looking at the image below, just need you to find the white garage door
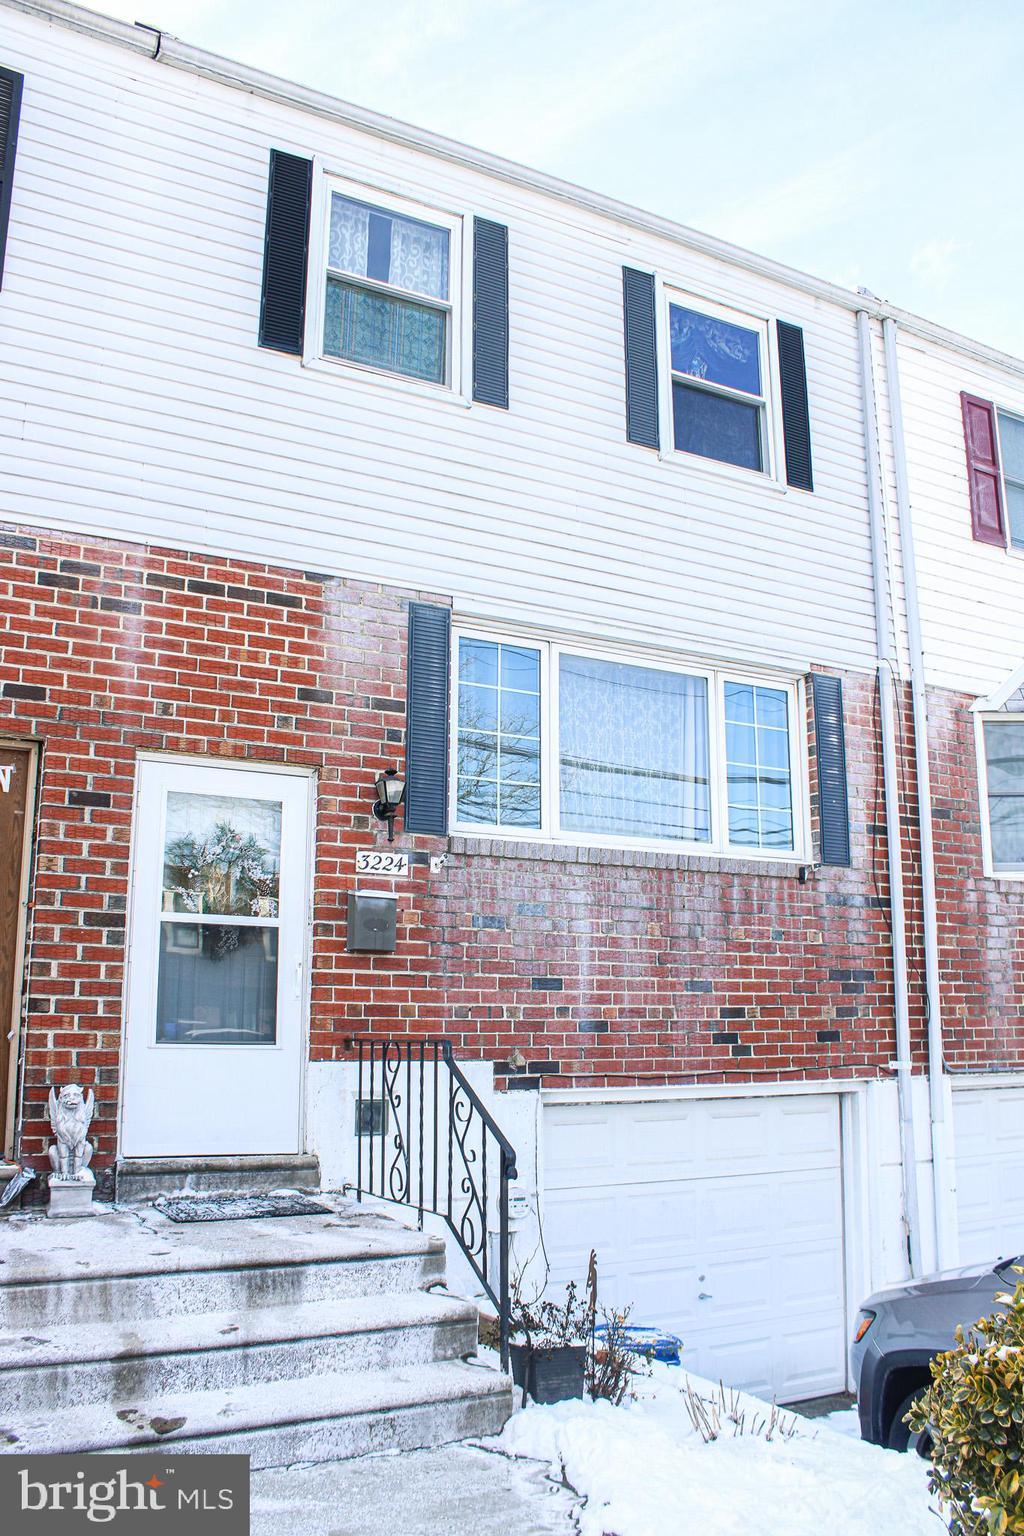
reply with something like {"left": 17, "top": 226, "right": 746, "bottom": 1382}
{"left": 954, "top": 1087, "right": 1024, "bottom": 1266}
{"left": 543, "top": 1094, "right": 847, "bottom": 1402}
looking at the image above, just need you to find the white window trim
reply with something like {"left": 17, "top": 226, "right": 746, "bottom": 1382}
{"left": 449, "top": 625, "right": 811, "bottom": 863}
{"left": 655, "top": 282, "right": 786, "bottom": 488}
{"left": 302, "top": 162, "right": 473, "bottom": 405}
{"left": 976, "top": 710, "right": 1024, "bottom": 879}
{"left": 994, "top": 407, "right": 1024, "bottom": 555}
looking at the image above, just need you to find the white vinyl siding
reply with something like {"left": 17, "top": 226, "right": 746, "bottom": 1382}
{"left": 0, "top": 6, "right": 879, "bottom": 677}
{"left": 893, "top": 330, "right": 1024, "bottom": 695}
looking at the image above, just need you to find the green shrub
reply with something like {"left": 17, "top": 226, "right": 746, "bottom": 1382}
{"left": 909, "top": 1273, "right": 1024, "bottom": 1535}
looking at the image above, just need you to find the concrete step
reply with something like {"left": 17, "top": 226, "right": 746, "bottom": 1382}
{"left": 0, "top": 1205, "right": 445, "bottom": 1328}
{"left": 0, "top": 1292, "right": 479, "bottom": 1414}
{"left": 0, "top": 1360, "right": 514, "bottom": 1468}
{"left": 116, "top": 1156, "right": 321, "bottom": 1203}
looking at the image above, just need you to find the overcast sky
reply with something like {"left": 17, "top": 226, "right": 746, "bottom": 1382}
{"left": 98, "top": 0, "right": 1024, "bottom": 354}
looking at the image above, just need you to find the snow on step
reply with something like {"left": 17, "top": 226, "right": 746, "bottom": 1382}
{"left": 0, "top": 1203, "right": 445, "bottom": 1327}
{"left": 0, "top": 1291, "right": 481, "bottom": 1414}
{"left": 0, "top": 1198, "right": 514, "bottom": 1459}
{"left": 0, "top": 1360, "right": 514, "bottom": 1469}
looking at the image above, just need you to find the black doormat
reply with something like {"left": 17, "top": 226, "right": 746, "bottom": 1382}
{"left": 155, "top": 1192, "right": 331, "bottom": 1223}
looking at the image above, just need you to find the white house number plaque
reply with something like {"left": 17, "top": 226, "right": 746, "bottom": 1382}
{"left": 354, "top": 849, "right": 409, "bottom": 877}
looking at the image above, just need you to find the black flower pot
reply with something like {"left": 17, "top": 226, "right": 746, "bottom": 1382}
{"left": 509, "top": 1342, "right": 587, "bottom": 1405}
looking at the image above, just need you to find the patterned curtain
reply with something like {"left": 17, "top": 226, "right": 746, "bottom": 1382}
{"left": 328, "top": 197, "right": 370, "bottom": 275}
{"left": 329, "top": 194, "right": 449, "bottom": 300}
{"left": 559, "top": 656, "right": 710, "bottom": 841}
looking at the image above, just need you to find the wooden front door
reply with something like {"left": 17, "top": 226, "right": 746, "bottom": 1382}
{"left": 0, "top": 744, "right": 34, "bottom": 1157}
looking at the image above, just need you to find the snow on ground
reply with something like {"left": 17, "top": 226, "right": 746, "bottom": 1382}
{"left": 489, "top": 1366, "right": 938, "bottom": 1536}
{"left": 819, "top": 1405, "right": 863, "bottom": 1439}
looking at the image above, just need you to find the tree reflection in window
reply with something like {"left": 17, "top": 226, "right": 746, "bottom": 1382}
{"left": 456, "top": 639, "right": 541, "bottom": 827}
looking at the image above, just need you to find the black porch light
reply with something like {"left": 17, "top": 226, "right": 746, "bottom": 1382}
{"left": 372, "top": 765, "right": 406, "bottom": 841}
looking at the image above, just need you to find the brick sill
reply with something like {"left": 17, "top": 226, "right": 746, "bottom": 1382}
{"left": 448, "top": 834, "right": 804, "bottom": 879}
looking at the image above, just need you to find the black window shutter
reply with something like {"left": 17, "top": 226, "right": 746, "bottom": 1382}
{"left": 259, "top": 149, "right": 312, "bottom": 354}
{"left": 0, "top": 67, "right": 24, "bottom": 290}
{"left": 472, "top": 217, "right": 509, "bottom": 408}
{"left": 622, "top": 267, "right": 659, "bottom": 449}
{"left": 812, "top": 673, "right": 851, "bottom": 866}
{"left": 777, "top": 320, "right": 813, "bottom": 490}
{"left": 404, "top": 603, "right": 451, "bottom": 836}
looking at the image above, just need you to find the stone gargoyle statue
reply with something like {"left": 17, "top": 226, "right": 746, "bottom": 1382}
{"left": 48, "top": 1084, "right": 95, "bottom": 1181}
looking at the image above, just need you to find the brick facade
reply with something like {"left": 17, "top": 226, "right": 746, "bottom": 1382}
{"left": 0, "top": 522, "right": 967, "bottom": 1176}
{"left": 929, "top": 688, "right": 1024, "bottom": 1070}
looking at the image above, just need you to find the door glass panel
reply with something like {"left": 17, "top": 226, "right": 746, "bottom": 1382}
{"left": 156, "top": 925, "right": 279, "bottom": 1044}
{"left": 162, "top": 793, "right": 282, "bottom": 917}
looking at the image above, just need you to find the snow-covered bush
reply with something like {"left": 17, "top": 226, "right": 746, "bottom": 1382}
{"left": 908, "top": 1272, "right": 1024, "bottom": 1535}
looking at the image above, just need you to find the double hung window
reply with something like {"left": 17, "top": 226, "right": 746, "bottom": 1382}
{"left": 667, "top": 297, "right": 770, "bottom": 473}
{"left": 452, "top": 632, "right": 804, "bottom": 857}
{"left": 320, "top": 183, "right": 459, "bottom": 387}
{"left": 980, "top": 717, "right": 1024, "bottom": 875}
{"left": 996, "top": 411, "right": 1024, "bottom": 549}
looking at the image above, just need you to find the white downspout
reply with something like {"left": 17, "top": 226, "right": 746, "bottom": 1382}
{"left": 882, "top": 317, "right": 957, "bottom": 1269}
{"left": 857, "top": 309, "right": 924, "bottom": 1276}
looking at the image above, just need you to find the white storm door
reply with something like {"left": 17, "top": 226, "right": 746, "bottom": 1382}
{"left": 121, "top": 760, "right": 312, "bottom": 1157}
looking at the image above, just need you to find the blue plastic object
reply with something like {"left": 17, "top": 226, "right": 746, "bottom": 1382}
{"left": 593, "top": 1324, "right": 682, "bottom": 1365}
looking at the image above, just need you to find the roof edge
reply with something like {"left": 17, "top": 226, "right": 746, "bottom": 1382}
{"left": 5, "top": 0, "right": 1024, "bottom": 380}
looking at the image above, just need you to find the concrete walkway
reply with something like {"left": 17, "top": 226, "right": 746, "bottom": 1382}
{"left": 252, "top": 1442, "right": 579, "bottom": 1536}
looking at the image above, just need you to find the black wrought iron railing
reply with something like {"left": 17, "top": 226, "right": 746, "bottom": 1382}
{"left": 349, "top": 1036, "right": 518, "bottom": 1371}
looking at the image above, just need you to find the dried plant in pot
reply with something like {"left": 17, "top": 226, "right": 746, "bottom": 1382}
{"left": 509, "top": 1273, "right": 594, "bottom": 1406}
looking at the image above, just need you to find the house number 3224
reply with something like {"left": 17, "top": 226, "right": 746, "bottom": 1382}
{"left": 354, "top": 850, "right": 409, "bottom": 877}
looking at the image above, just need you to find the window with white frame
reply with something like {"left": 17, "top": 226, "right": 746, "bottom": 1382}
{"left": 981, "top": 717, "right": 1024, "bottom": 873}
{"left": 996, "top": 411, "right": 1024, "bottom": 549}
{"left": 321, "top": 185, "right": 457, "bottom": 386}
{"left": 667, "top": 297, "right": 770, "bottom": 473}
{"left": 452, "top": 632, "right": 803, "bottom": 855}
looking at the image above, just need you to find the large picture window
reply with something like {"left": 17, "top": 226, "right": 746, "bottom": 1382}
{"left": 451, "top": 631, "right": 805, "bottom": 858}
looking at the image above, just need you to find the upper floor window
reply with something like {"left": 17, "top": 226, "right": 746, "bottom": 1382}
{"left": 452, "top": 630, "right": 805, "bottom": 858}
{"left": 669, "top": 301, "right": 769, "bottom": 473}
{"left": 316, "top": 180, "right": 463, "bottom": 389}
{"left": 980, "top": 717, "right": 1024, "bottom": 875}
{"left": 324, "top": 191, "right": 452, "bottom": 385}
{"left": 997, "top": 411, "right": 1024, "bottom": 549}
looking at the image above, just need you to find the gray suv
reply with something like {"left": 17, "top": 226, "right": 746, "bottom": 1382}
{"left": 851, "top": 1254, "right": 1022, "bottom": 1453}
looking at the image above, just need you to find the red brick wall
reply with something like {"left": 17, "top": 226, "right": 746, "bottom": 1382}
{"left": 929, "top": 687, "right": 1024, "bottom": 1070}
{"left": 0, "top": 523, "right": 926, "bottom": 1172}
{"left": 0, "top": 525, "right": 433, "bottom": 1173}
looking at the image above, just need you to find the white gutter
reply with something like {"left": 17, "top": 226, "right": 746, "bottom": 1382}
{"left": 5, "top": 0, "right": 1024, "bottom": 382}
{"left": 882, "top": 317, "right": 958, "bottom": 1269}
{"left": 856, "top": 309, "right": 923, "bottom": 1277}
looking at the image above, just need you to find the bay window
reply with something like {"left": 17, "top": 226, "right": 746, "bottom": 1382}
{"left": 451, "top": 631, "right": 805, "bottom": 857}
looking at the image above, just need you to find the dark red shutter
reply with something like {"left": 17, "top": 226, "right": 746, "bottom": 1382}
{"left": 961, "top": 392, "right": 1005, "bottom": 546}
